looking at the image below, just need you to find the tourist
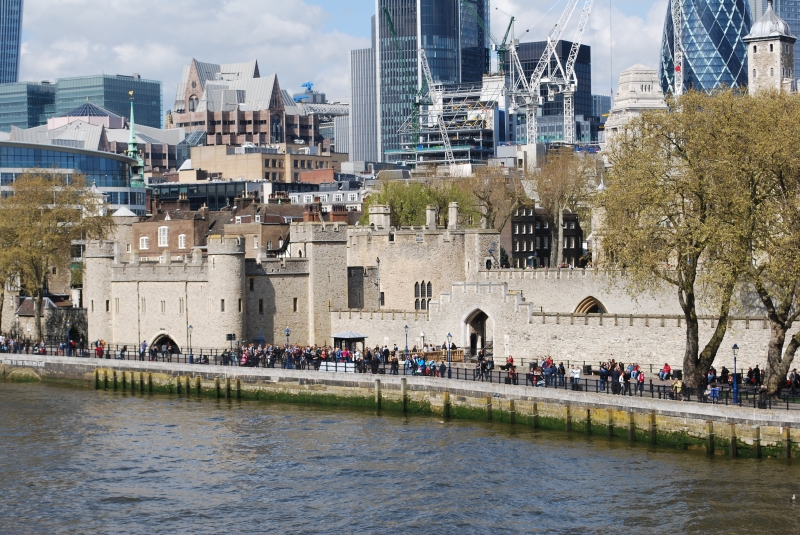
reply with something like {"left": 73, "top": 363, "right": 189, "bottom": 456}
{"left": 622, "top": 368, "right": 632, "bottom": 396}
{"left": 671, "top": 378, "right": 683, "bottom": 400}
{"left": 139, "top": 340, "right": 147, "bottom": 361}
{"left": 659, "top": 363, "right": 671, "bottom": 381}
{"left": 707, "top": 367, "right": 716, "bottom": 385}
{"left": 390, "top": 355, "right": 399, "bottom": 375}
{"left": 439, "top": 360, "right": 447, "bottom": 378}
{"left": 558, "top": 362, "right": 565, "bottom": 386}
{"left": 637, "top": 369, "right": 645, "bottom": 394}
{"left": 753, "top": 365, "right": 762, "bottom": 386}
{"left": 599, "top": 363, "right": 608, "bottom": 391}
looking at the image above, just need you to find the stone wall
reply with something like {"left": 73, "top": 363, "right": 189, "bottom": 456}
{"left": 4, "top": 354, "right": 798, "bottom": 459}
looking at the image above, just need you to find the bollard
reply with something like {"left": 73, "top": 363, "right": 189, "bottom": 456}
{"left": 585, "top": 409, "right": 592, "bottom": 435}
{"left": 783, "top": 427, "right": 792, "bottom": 459}
{"left": 443, "top": 391, "right": 451, "bottom": 419}
{"left": 196, "top": 376, "right": 202, "bottom": 396}
{"left": 236, "top": 378, "right": 241, "bottom": 399}
{"left": 729, "top": 423, "right": 738, "bottom": 459}
{"left": 486, "top": 396, "right": 492, "bottom": 421}
{"left": 374, "top": 380, "right": 382, "bottom": 410}
{"left": 508, "top": 399, "right": 515, "bottom": 424}
{"left": 225, "top": 377, "right": 231, "bottom": 399}
{"left": 94, "top": 369, "right": 100, "bottom": 390}
{"left": 147, "top": 373, "right": 153, "bottom": 393}
{"left": 565, "top": 405, "right": 572, "bottom": 433}
{"left": 607, "top": 409, "right": 614, "bottom": 438}
{"left": 215, "top": 377, "right": 221, "bottom": 399}
{"left": 753, "top": 426, "right": 762, "bottom": 459}
{"left": 532, "top": 402, "right": 539, "bottom": 429}
{"left": 628, "top": 412, "right": 635, "bottom": 442}
{"left": 401, "top": 378, "right": 408, "bottom": 413}
{"left": 706, "top": 421, "right": 715, "bottom": 455}
{"left": 650, "top": 412, "right": 657, "bottom": 445}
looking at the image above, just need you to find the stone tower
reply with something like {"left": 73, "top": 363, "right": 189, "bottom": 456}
{"left": 745, "top": 0, "right": 797, "bottom": 94}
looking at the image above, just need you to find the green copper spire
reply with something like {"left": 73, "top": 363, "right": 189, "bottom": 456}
{"left": 127, "top": 90, "right": 146, "bottom": 189}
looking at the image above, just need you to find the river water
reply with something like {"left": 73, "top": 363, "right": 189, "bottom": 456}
{"left": 0, "top": 382, "right": 797, "bottom": 534}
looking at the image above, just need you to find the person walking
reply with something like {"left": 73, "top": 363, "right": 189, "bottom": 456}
{"left": 139, "top": 340, "right": 147, "bottom": 361}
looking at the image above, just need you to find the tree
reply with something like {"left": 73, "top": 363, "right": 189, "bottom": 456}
{"left": 600, "top": 90, "right": 754, "bottom": 388}
{"left": 462, "top": 166, "right": 525, "bottom": 231}
{"left": 530, "top": 148, "right": 595, "bottom": 267}
{"left": 0, "top": 171, "right": 113, "bottom": 341}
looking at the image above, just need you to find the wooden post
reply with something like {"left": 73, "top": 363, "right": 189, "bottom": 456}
{"left": 650, "top": 412, "right": 657, "bottom": 445}
{"left": 374, "top": 380, "right": 381, "bottom": 410}
{"left": 139, "top": 372, "right": 144, "bottom": 393}
{"left": 147, "top": 372, "right": 153, "bottom": 393}
{"left": 195, "top": 376, "right": 202, "bottom": 396}
{"left": 729, "top": 423, "right": 737, "bottom": 458}
{"left": 225, "top": 377, "right": 231, "bottom": 399}
{"left": 706, "top": 421, "right": 715, "bottom": 456}
{"left": 628, "top": 412, "right": 635, "bottom": 442}
{"left": 753, "top": 426, "right": 762, "bottom": 459}
{"left": 585, "top": 409, "right": 592, "bottom": 435}
{"left": 607, "top": 409, "right": 614, "bottom": 438}
{"left": 401, "top": 378, "right": 408, "bottom": 413}
{"left": 121, "top": 370, "right": 127, "bottom": 390}
{"left": 532, "top": 402, "right": 539, "bottom": 429}
{"left": 565, "top": 405, "right": 572, "bottom": 432}
{"left": 486, "top": 396, "right": 492, "bottom": 421}
{"left": 508, "top": 399, "right": 515, "bottom": 424}
{"left": 103, "top": 369, "right": 109, "bottom": 390}
{"left": 94, "top": 369, "right": 100, "bottom": 390}
{"left": 215, "top": 377, "right": 221, "bottom": 399}
{"left": 236, "top": 378, "right": 242, "bottom": 399}
{"left": 443, "top": 391, "right": 451, "bottom": 419}
{"left": 783, "top": 427, "right": 792, "bottom": 459}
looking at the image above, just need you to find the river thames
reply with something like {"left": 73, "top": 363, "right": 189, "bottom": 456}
{"left": 0, "top": 382, "right": 796, "bottom": 534}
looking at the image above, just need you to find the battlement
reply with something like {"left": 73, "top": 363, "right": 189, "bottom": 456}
{"left": 110, "top": 260, "right": 209, "bottom": 283}
{"left": 85, "top": 240, "right": 116, "bottom": 259}
{"left": 247, "top": 257, "right": 310, "bottom": 276}
{"left": 207, "top": 234, "right": 246, "bottom": 255}
{"left": 290, "top": 221, "right": 349, "bottom": 243}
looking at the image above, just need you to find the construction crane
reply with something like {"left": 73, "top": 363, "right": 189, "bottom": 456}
{"left": 562, "top": 0, "right": 594, "bottom": 144}
{"left": 419, "top": 49, "right": 455, "bottom": 166}
{"left": 671, "top": 0, "right": 684, "bottom": 95}
{"left": 525, "top": 0, "right": 594, "bottom": 146}
{"left": 459, "top": 0, "right": 515, "bottom": 74}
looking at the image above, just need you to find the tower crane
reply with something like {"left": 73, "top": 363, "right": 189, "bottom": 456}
{"left": 524, "top": 0, "right": 593, "bottom": 146}
{"left": 459, "top": 0, "right": 517, "bottom": 75}
{"left": 419, "top": 49, "right": 455, "bottom": 166}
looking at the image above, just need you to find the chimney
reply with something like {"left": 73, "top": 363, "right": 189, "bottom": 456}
{"left": 303, "top": 201, "right": 322, "bottom": 222}
{"left": 448, "top": 202, "right": 459, "bottom": 230}
{"left": 426, "top": 205, "right": 437, "bottom": 229}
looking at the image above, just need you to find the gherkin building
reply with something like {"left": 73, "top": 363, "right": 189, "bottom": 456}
{"left": 660, "top": 0, "right": 753, "bottom": 94}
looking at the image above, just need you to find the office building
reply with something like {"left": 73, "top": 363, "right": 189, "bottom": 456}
{"left": 592, "top": 95, "right": 612, "bottom": 118}
{"left": 751, "top": 0, "right": 800, "bottom": 77}
{"left": 349, "top": 47, "right": 378, "bottom": 162}
{"left": 55, "top": 74, "right": 163, "bottom": 128}
{"left": 0, "top": 141, "right": 146, "bottom": 214}
{"left": 373, "top": 0, "right": 490, "bottom": 160}
{"left": 0, "top": 82, "right": 55, "bottom": 132}
{"left": 0, "top": 0, "right": 23, "bottom": 83}
{"left": 660, "top": 0, "right": 752, "bottom": 93}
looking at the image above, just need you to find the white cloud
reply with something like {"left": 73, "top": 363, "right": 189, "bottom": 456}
{"left": 492, "top": 0, "right": 668, "bottom": 96}
{"left": 20, "top": 0, "right": 369, "bottom": 114}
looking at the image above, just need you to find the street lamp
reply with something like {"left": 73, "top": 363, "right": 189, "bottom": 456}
{"left": 188, "top": 325, "right": 193, "bottom": 364}
{"left": 376, "top": 257, "right": 381, "bottom": 310}
{"left": 285, "top": 327, "right": 291, "bottom": 347}
{"left": 66, "top": 320, "right": 71, "bottom": 357}
{"left": 421, "top": 332, "right": 425, "bottom": 350}
{"left": 732, "top": 344, "right": 739, "bottom": 404}
{"left": 447, "top": 332, "right": 452, "bottom": 379}
{"left": 404, "top": 325, "right": 409, "bottom": 359}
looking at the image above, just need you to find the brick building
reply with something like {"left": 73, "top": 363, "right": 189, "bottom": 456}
{"left": 509, "top": 207, "right": 584, "bottom": 269}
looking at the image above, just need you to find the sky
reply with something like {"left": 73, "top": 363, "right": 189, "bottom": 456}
{"left": 19, "top": 0, "right": 669, "bottom": 118}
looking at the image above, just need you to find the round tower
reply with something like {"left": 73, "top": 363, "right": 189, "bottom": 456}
{"left": 204, "top": 234, "right": 245, "bottom": 348}
{"left": 745, "top": 0, "right": 797, "bottom": 94}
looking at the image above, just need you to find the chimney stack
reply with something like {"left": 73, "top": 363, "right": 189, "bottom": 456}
{"left": 448, "top": 202, "right": 459, "bottom": 230}
{"left": 426, "top": 205, "right": 437, "bottom": 229}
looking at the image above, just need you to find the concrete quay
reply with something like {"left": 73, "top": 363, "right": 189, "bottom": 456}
{"left": 2, "top": 354, "right": 798, "bottom": 459}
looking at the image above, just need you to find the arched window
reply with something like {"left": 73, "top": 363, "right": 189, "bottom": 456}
{"left": 158, "top": 226, "right": 168, "bottom": 247}
{"left": 189, "top": 96, "right": 198, "bottom": 112}
{"left": 770, "top": 44, "right": 774, "bottom": 52}
{"left": 427, "top": 282, "right": 432, "bottom": 298}
{"left": 753, "top": 69, "right": 757, "bottom": 79}
{"left": 415, "top": 299, "right": 420, "bottom": 310}
{"left": 771, "top": 67, "right": 775, "bottom": 77}
{"left": 415, "top": 282, "right": 420, "bottom": 298}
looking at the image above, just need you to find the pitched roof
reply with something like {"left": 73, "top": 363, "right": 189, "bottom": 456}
{"left": 15, "top": 296, "right": 72, "bottom": 317}
{"left": 60, "top": 102, "right": 122, "bottom": 119}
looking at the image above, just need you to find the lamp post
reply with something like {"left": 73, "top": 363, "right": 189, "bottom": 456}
{"left": 732, "top": 344, "right": 739, "bottom": 404}
{"left": 376, "top": 257, "right": 381, "bottom": 310}
{"left": 421, "top": 332, "right": 425, "bottom": 351}
{"left": 447, "top": 332, "right": 452, "bottom": 379}
{"left": 404, "top": 325, "right": 409, "bottom": 360}
{"left": 66, "top": 321, "right": 71, "bottom": 357}
{"left": 284, "top": 327, "right": 292, "bottom": 370}
{"left": 188, "top": 325, "right": 193, "bottom": 364}
{"left": 285, "top": 327, "right": 291, "bottom": 347}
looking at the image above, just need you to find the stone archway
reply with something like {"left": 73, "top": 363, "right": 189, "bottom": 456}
{"left": 151, "top": 334, "right": 181, "bottom": 355}
{"left": 465, "top": 309, "right": 489, "bottom": 358}
{"left": 575, "top": 296, "right": 607, "bottom": 314}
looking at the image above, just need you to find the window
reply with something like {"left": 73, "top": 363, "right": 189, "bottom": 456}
{"left": 536, "top": 237, "right": 541, "bottom": 249}
{"left": 141, "top": 298, "right": 146, "bottom": 313}
{"left": 348, "top": 193, "right": 358, "bottom": 202}
{"left": 158, "top": 226, "right": 168, "bottom": 247}
{"left": 528, "top": 224, "right": 533, "bottom": 234}
{"left": 334, "top": 194, "right": 343, "bottom": 202}
{"left": 515, "top": 241, "right": 520, "bottom": 252}
{"left": 535, "top": 221, "right": 540, "bottom": 229}
{"left": 770, "top": 44, "right": 774, "bottom": 52}
{"left": 569, "top": 222, "right": 575, "bottom": 229}
{"left": 521, "top": 225, "right": 526, "bottom": 234}
{"left": 522, "top": 241, "right": 527, "bottom": 252}
{"left": 543, "top": 222, "right": 549, "bottom": 229}
{"left": 179, "top": 298, "right": 185, "bottom": 314}
{"left": 115, "top": 298, "right": 119, "bottom": 313}
{"left": 259, "top": 299, "right": 264, "bottom": 314}
{"left": 427, "top": 282, "right": 432, "bottom": 298}
{"left": 319, "top": 195, "right": 328, "bottom": 202}
{"left": 513, "top": 224, "right": 518, "bottom": 234}
{"left": 139, "top": 237, "right": 149, "bottom": 250}
{"left": 221, "top": 299, "right": 225, "bottom": 312}
{"left": 293, "top": 297, "right": 298, "bottom": 312}
{"left": 771, "top": 67, "right": 774, "bottom": 77}
{"left": 254, "top": 236, "right": 259, "bottom": 249}
{"left": 250, "top": 278, "right": 254, "bottom": 291}
{"left": 105, "top": 300, "right": 110, "bottom": 312}
{"left": 238, "top": 299, "right": 242, "bottom": 313}
{"left": 255, "top": 215, "right": 261, "bottom": 223}
{"left": 753, "top": 68, "right": 757, "bottom": 78}
{"left": 415, "top": 282, "right": 420, "bottom": 298}
{"left": 235, "top": 216, "right": 242, "bottom": 224}
{"left": 161, "top": 300, "right": 166, "bottom": 313}
{"left": 303, "top": 195, "right": 313, "bottom": 203}
{"left": 753, "top": 45, "right": 757, "bottom": 53}
{"left": 178, "top": 234, "right": 187, "bottom": 249}
{"left": 126, "top": 244, "right": 132, "bottom": 253}
{"left": 543, "top": 237, "right": 549, "bottom": 249}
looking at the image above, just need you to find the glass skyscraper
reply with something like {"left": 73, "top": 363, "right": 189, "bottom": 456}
{"left": 374, "top": 0, "right": 490, "bottom": 159}
{"left": 0, "top": 82, "right": 55, "bottom": 132}
{"left": 660, "top": 0, "right": 753, "bottom": 93}
{"left": 55, "top": 74, "right": 163, "bottom": 128}
{"left": 0, "top": 0, "right": 23, "bottom": 83}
